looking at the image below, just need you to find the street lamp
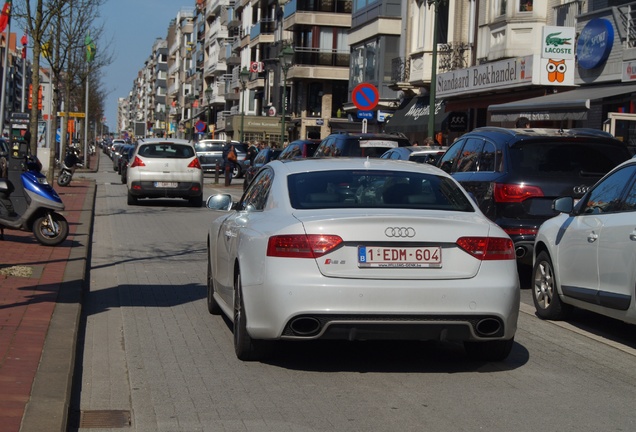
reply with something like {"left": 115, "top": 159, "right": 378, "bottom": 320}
{"left": 427, "top": 0, "right": 446, "bottom": 142}
{"left": 205, "top": 84, "right": 213, "bottom": 137}
{"left": 239, "top": 67, "right": 250, "bottom": 142}
{"left": 279, "top": 45, "right": 294, "bottom": 148}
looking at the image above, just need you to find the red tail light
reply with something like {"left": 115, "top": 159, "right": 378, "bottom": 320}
{"left": 130, "top": 156, "right": 145, "bottom": 168}
{"left": 267, "top": 234, "right": 343, "bottom": 258}
{"left": 188, "top": 158, "right": 202, "bottom": 169}
{"left": 494, "top": 183, "right": 544, "bottom": 203}
{"left": 456, "top": 237, "right": 515, "bottom": 260}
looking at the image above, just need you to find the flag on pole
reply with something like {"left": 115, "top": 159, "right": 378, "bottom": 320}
{"left": 85, "top": 33, "right": 96, "bottom": 62}
{"left": 0, "top": 0, "right": 12, "bottom": 34}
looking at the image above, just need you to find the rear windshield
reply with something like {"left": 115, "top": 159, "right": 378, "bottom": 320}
{"left": 509, "top": 142, "right": 630, "bottom": 176}
{"left": 288, "top": 170, "right": 474, "bottom": 211}
{"left": 138, "top": 143, "right": 195, "bottom": 159}
{"left": 194, "top": 142, "right": 225, "bottom": 152}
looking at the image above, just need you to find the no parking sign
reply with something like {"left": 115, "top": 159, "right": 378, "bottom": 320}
{"left": 352, "top": 83, "right": 379, "bottom": 111}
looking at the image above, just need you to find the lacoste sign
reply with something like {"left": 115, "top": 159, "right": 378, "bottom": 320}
{"left": 542, "top": 26, "right": 575, "bottom": 60}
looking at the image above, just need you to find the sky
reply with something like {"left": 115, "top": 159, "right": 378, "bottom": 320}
{"left": 99, "top": 0, "right": 193, "bottom": 133}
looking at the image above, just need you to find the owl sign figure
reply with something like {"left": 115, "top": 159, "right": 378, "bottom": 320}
{"left": 546, "top": 59, "right": 567, "bottom": 83}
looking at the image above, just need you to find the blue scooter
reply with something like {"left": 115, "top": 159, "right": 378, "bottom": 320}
{"left": 0, "top": 141, "right": 68, "bottom": 246}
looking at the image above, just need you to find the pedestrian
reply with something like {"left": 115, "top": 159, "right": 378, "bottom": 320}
{"left": 516, "top": 116, "right": 531, "bottom": 128}
{"left": 412, "top": 140, "right": 419, "bottom": 146}
{"left": 222, "top": 141, "right": 237, "bottom": 187}
{"left": 23, "top": 129, "right": 31, "bottom": 144}
{"left": 247, "top": 141, "right": 258, "bottom": 165}
{"left": 424, "top": 137, "right": 435, "bottom": 146}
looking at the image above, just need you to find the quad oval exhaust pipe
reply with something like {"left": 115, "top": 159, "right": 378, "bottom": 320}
{"left": 289, "top": 317, "right": 321, "bottom": 336}
{"left": 475, "top": 318, "right": 502, "bottom": 337}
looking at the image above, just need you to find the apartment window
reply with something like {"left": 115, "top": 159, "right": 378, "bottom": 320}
{"left": 364, "top": 40, "right": 377, "bottom": 82}
{"left": 520, "top": 0, "right": 532, "bottom": 11}
{"left": 494, "top": 0, "right": 507, "bottom": 16}
{"left": 353, "top": 0, "right": 380, "bottom": 13}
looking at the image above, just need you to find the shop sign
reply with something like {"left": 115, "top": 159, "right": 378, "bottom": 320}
{"left": 437, "top": 56, "right": 533, "bottom": 97}
{"left": 622, "top": 60, "right": 636, "bottom": 82}
{"left": 542, "top": 26, "right": 575, "bottom": 60}
{"left": 447, "top": 112, "right": 468, "bottom": 132}
{"left": 577, "top": 18, "right": 614, "bottom": 70}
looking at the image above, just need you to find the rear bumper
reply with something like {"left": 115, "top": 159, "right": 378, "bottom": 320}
{"left": 128, "top": 181, "right": 202, "bottom": 198}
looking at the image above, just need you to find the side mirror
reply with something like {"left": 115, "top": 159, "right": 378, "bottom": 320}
{"left": 206, "top": 194, "right": 233, "bottom": 211}
{"left": 552, "top": 196, "right": 574, "bottom": 214}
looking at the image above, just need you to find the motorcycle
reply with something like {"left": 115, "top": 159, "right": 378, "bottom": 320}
{"left": 57, "top": 148, "right": 83, "bottom": 187}
{"left": 0, "top": 152, "right": 68, "bottom": 246}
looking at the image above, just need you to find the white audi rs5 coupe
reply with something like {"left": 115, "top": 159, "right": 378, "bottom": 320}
{"left": 206, "top": 158, "right": 520, "bottom": 361}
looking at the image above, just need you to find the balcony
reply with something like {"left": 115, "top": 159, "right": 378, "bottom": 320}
{"left": 283, "top": 1, "right": 351, "bottom": 31}
{"left": 283, "top": 0, "right": 352, "bottom": 17}
{"left": 249, "top": 19, "right": 275, "bottom": 47}
{"left": 293, "top": 47, "right": 350, "bottom": 68}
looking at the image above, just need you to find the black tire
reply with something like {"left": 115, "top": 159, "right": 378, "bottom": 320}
{"left": 189, "top": 195, "right": 203, "bottom": 207}
{"left": 464, "top": 338, "right": 514, "bottom": 362}
{"left": 207, "top": 253, "right": 222, "bottom": 315}
{"left": 57, "top": 171, "right": 71, "bottom": 187}
{"left": 33, "top": 212, "right": 69, "bottom": 246}
{"left": 232, "top": 165, "right": 242, "bottom": 179}
{"left": 127, "top": 191, "right": 138, "bottom": 205}
{"left": 532, "top": 251, "right": 572, "bottom": 320}
{"left": 233, "top": 271, "right": 268, "bottom": 361}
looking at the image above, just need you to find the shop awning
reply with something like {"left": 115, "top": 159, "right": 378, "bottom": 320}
{"left": 488, "top": 83, "right": 636, "bottom": 122}
{"left": 384, "top": 97, "right": 449, "bottom": 134}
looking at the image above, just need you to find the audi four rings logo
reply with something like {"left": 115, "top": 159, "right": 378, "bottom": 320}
{"left": 384, "top": 227, "right": 416, "bottom": 238}
{"left": 573, "top": 185, "right": 589, "bottom": 194}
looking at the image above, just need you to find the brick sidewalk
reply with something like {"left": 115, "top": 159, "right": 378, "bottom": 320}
{"left": 0, "top": 163, "right": 96, "bottom": 432}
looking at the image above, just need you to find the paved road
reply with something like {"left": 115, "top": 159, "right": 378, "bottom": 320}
{"left": 70, "top": 166, "right": 636, "bottom": 432}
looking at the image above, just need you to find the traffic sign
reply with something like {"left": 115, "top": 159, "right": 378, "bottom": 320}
{"left": 357, "top": 111, "right": 374, "bottom": 119}
{"left": 352, "top": 83, "right": 379, "bottom": 111}
{"left": 195, "top": 120, "right": 206, "bottom": 133}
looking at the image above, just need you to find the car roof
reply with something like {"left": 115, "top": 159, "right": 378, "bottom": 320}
{"left": 198, "top": 139, "right": 240, "bottom": 144}
{"left": 138, "top": 138, "right": 193, "bottom": 146}
{"left": 466, "top": 127, "right": 623, "bottom": 144}
{"left": 271, "top": 156, "right": 450, "bottom": 176}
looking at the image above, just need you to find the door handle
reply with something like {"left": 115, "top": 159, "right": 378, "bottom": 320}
{"left": 630, "top": 230, "right": 636, "bottom": 241}
{"left": 587, "top": 231, "right": 598, "bottom": 243}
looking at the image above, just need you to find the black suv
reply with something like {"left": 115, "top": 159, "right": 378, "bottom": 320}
{"left": 314, "top": 133, "right": 411, "bottom": 158}
{"left": 438, "top": 127, "right": 632, "bottom": 265}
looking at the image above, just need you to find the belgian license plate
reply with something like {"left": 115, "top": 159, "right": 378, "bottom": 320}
{"left": 358, "top": 246, "right": 442, "bottom": 268}
{"left": 155, "top": 182, "right": 178, "bottom": 188}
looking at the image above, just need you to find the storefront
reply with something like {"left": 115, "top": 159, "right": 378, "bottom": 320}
{"left": 225, "top": 115, "right": 285, "bottom": 145}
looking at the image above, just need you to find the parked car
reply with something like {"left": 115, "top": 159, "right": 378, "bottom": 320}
{"left": 242, "top": 147, "right": 283, "bottom": 191}
{"left": 313, "top": 133, "right": 411, "bottom": 158}
{"left": 111, "top": 143, "right": 126, "bottom": 170}
{"left": 205, "top": 158, "right": 519, "bottom": 361}
{"left": 114, "top": 143, "right": 135, "bottom": 173}
{"left": 119, "top": 145, "right": 137, "bottom": 184}
{"left": 126, "top": 138, "right": 203, "bottom": 207}
{"left": 381, "top": 146, "right": 447, "bottom": 165}
{"left": 437, "top": 127, "right": 632, "bottom": 266}
{"left": 533, "top": 157, "right": 636, "bottom": 324}
{"left": 194, "top": 139, "right": 247, "bottom": 178}
{"left": 278, "top": 139, "right": 321, "bottom": 160}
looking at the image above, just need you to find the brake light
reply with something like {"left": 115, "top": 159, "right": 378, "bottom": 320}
{"left": 130, "top": 156, "right": 145, "bottom": 168}
{"left": 494, "top": 183, "right": 544, "bottom": 203}
{"left": 456, "top": 237, "right": 515, "bottom": 260}
{"left": 504, "top": 227, "right": 538, "bottom": 236}
{"left": 267, "top": 234, "right": 343, "bottom": 258}
{"left": 188, "top": 158, "right": 202, "bottom": 169}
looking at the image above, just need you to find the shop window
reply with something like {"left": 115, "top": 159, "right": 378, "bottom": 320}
{"left": 519, "top": 0, "right": 532, "bottom": 11}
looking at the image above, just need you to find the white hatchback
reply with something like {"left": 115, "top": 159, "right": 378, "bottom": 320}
{"left": 533, "top": 157, "right": 636, "bottom": 324}
{"left": 126, "top": 138, "right": 204, "bottom": 207}
{"left": 206, "top": 158, "right": 520, "bottom": 361}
